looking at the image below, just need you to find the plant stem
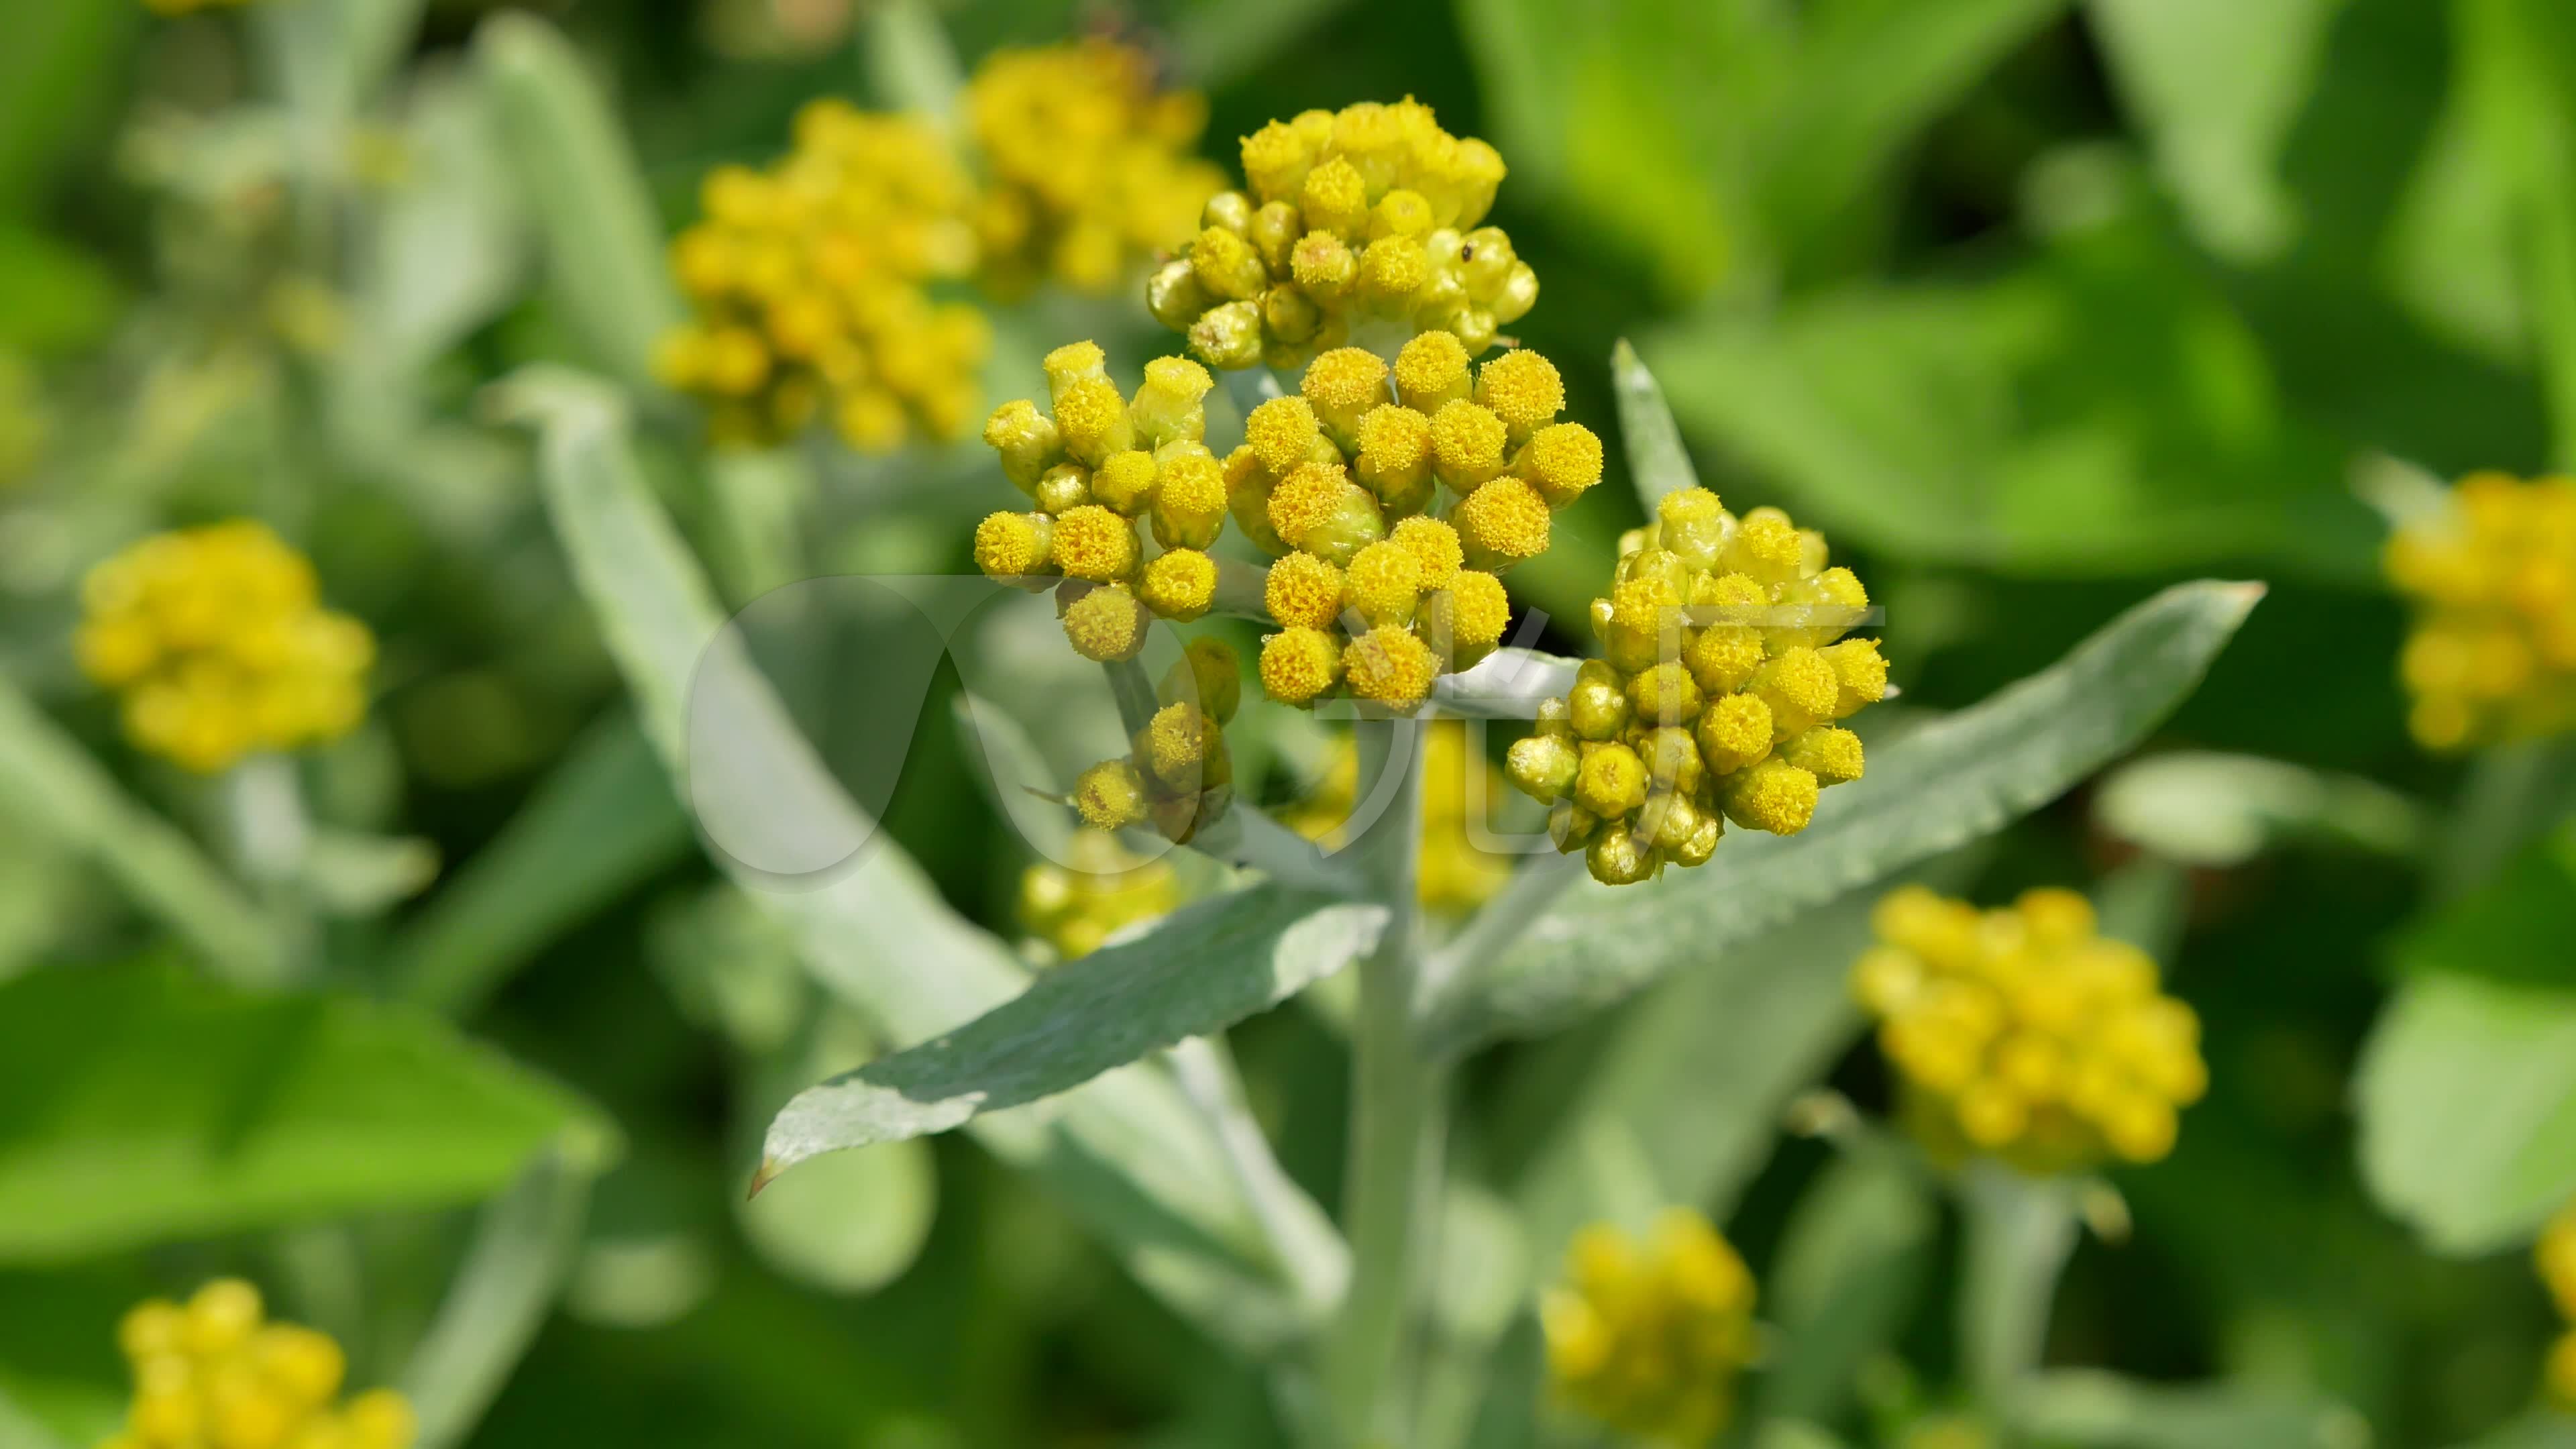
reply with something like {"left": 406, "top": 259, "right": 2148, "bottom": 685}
{"left": 1322, "top": 717, "right": 1435, "bottom": 1445}
{"left": 1957, "top": 1164, "right": 2079, "bottom": 1416}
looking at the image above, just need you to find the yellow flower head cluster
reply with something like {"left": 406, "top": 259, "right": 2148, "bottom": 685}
{"left": 1069, "top": 639, "right": 1242, "bottom": 845}
{"left": 2540, "top": 1203, "right": 2576, "bottom": 1405}
{"left": 1283, "top": 718, "right": 1513, "bottom": 915}
{"left": 659, "top": 99, "right": 987, "bottom": 452}
{"left": 1018, "top": 826, "right": 1179, "bottom": 960}
{"left": 967, "top": 40, "right": 1226, "bottom": 296}
{"left": 76, "top": 521, "right": 374, "bottom": 775}
{"left": 975, "top": 342, "right": 1232, "bottom": 660}
{"left": 1244, "top": 336, "right": 1598, "bottom": 712}
{"left": 102, "top": 1279, "right": 416, "bottom": 1449}
{"left": 1504, "top": 486, "right": 1881, "bottom": 885}
{"left": 1855, "top": 885, "right": 2208, "bottom": 1172}
{"left": 2385, "top": 472, "right": 2576, "bottom": 751}
{"left": 1542, "top": 1210, "right": 1759, "bottom": 1445}
{"left": 1147, "top": 99, "right": 1533, "bottom": 371}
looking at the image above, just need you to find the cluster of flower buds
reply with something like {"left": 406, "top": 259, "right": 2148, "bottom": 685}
{"left": 2541, "top": 1204, "right": 2576, "bottom": 1405}
{"left": 105, "top": 1280, "right": 417, "bottom": 1449}
{"left": 1148, "top": 99, "right": 1534, "bottom": 370}
{"left": 1017, "top": 826, "right": 1179, "bottom": 961}
{"left": 76, "top": 521, "right": 374, "bottom": 774}
{"left": 966, "top": 39, "right": 1226, "bottom": 296}
{"left": 1069, "top": 639, "right": 1241, "bottom": 845}
{"left": 1542, "top": 1210, "right": 1760, "bottom": 1444}
{"left": 2384, "top": 472, "right": 2576, "bottom": 750}
{"left": 1243, "top": 334, "right": 1599, "bottom": 712}
{"left": 658, "top": 99, "right": 987, "bottom": 451}
{"left": 1855, "top": 886, "right": 2208, "bottom": 1171}
{"left": 1283, "top": 718, "right": 1513, "bottom": 915}
{"left": 1504, "top": 486, "right": 1882, "bottom": 885}
{"left": 975, "top": 342, "right": 1234, "bottom": 662}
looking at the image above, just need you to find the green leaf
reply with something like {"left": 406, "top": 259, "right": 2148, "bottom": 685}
{"left": 400, "top": 1151, "right": 592, "bottom": 1449}
{"left": 2006, "top": 1370, "right": 2368, "bottom": 1448}
{"left": 2455, "top": 0, "right": 2576, "bottom": 468}
{"left": 0, "top": 674, "right": 287, "bottom": 986}
{"left": 1427, "top": 580, "right": 2260, "bottom": 1053}
{"left": 2450, "top": 1416, "right": 2576, "bottom": 1449}
{"left": 474, "top": 15, "right": 684, "bottom": 392}
{"left": 2092, "top": 751, "right": 2428, "bottom": 867}
{"left": 2394, "top": 824, "right": 2576, "bottom": 989}
{"left": 2087, "top": 0, "right": 2350, "bottom": 262}
{"left": 503, "top": 368, "right": 1347, "bottom": 1350}
{"left": 2356, "top": 970, "right": 2576, "bottom": 1253}
{"left": 1760, "top": 1154, "right": 1937, "bottom": 1426}
{"left": 0, "top": 0, "right": 133, "bottom": 213}
{"left": 0, "top": 962, "right": 611, "bottom": 1262}
{"left": 1958, "top": 1165, "right": 2080, "bottom": 1401}
{"left": 0, "top": 1381, "right": 70, "bottom": 1449}
{"left": 1611, "top": 338, "right": 1699, "bottom": 510}
{"left": 1640, "top": 216, "right": 2381, "bottom": 579}
{"left": 0, "top": 226, "right": 119, "bottom": 356}
{"left": 763, "top": 884, "right": 1383, "bottom": 1161}
{"left": 388, "top": 708, "right": 694, "bottom": 1017}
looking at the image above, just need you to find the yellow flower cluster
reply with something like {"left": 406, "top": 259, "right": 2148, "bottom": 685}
{"left": 101, "top": 1280, "right": 417, "bottom": 1449}
{"left": 1282, "top": 718, "right": 1513, "bottom": 915}
{"left": 1854, "top": 885, "right": 2208, "bottom": 1172}
{"left": 1244, "top": 335, "right": 1599, "bottom": 712}
{"left": 1018, "top": 826, "right": 1179, "bottom": 960}
{"left": 1147, "top": 99, "right": 1532, "bottom": 370}
{"left": 1504, "top": 486, "right": 1882, "bottom": 885}
{"left": 2540, "top": 1203, "right": 2576, "bottom": 1406}
{"left": 658, "top": 99, "right": 987, "bottom": 452}
{"left": 1542, "top": 1210, "right": 1759, "bottom": 1446}
{"left": 1069, "top": 639, "right": 1240, "bottom": 845}
{"left": 76, "top": 521, "right": 374, "bottom": 775}
{"left": 975, "top": 342, "right": 1231, "bottom": 661}
{"left": 2385, "top": 472, "right": 2576, "bottom": 751}
{"left": 966, "top": 40, "right": 1226, "bottom": 296}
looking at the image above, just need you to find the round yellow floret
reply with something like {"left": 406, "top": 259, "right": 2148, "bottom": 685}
{"left": 1302, "top": 347, "right": 1391, "bottom": 425}
{"left": 1521, "top": 423, "right": 1603, "bottom": 506}
{"left": 1267, "top": 462, "right": 1352, "bottom": 551}
{"left": 1092, "top": 449, "right": 1161, "bottom": 515}
{"left": 1074, "top": 758, "right": 1150, "bottom": 829}
{"left": 974, "top": 511, "right": 1051, "bottom": 578}
{"left": 1050, "top": 504, "right": 1138, "bottom": 582}
{"left": 1139, "top": 549, "right": 1218, "bottom": 621}
{"left": 1245, "top": 395, "right": 1323, "bottom": 475}
{"left": 1144, "top": 701, "right": 1214, "bottom": 788}
{"left": 1344, "top": 541, "right": 1424, "bottom": 627}
{"left": 1784, "top": 726, "right": 1864, "bottom": 785}
{"left": 1430, "top": 400, "right": 1509, "bottom": 488}
{"left": 1443, "top": 570, "right": 1511, "bottom": 649}
{"left": 1062, "top": 583, "right": 1150, "bottom": 661}
{"left": 1455, "top": 478, "right": 1552, "bottom": 568}
{"left": 1342, "top": 625, "right": 1439, "bottom": 709}
{"left": 1757, "top": 647, "right": 1841, "bottom": 725}
{"left": 1723, "top": 758, "right": 1819, "bottom": 835}
{"left": 1394, "top": 330, "right": 1472, "bottom": 411}
{"left": 1475, "top": 349, "right": 1563, "bottom": 440}
{"left": 1265, "top": 551, "right": 1347, "bottom": 630}
{"left": 1151, "top": 449, "right": 1228, "bottom": 548}
{"left": 1053, "top": 376, "right": 1134, "bottom": 464}
{"left": 1260, "top": 626, "right": 1343, "bottom": 704}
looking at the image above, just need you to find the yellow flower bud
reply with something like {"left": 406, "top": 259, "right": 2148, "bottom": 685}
{"left": 1260, "top": 626, "right": 1342, "bottom": 705}
{"left": 1138, "top": 549, "right": 1218, "bottom": 621}
{"left": 1061, "top": 583, "right": 1150, "bottom": 661}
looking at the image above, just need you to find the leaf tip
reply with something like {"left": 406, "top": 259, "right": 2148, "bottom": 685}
{"left": 746, "top": 1157, "right": 785, "bottom": 1199}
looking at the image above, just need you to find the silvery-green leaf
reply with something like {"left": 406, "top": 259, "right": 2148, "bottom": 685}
{"left": 1427, "top": 580, "right": 2261, "bottom": 1053}
{"left": 2356, "top": 971, "right": 2576, "bottom": 1254}
{"left": 1430, "top": 649, "right": 1578, "bottom": 722}
{"left": 1613, "top": 337, "right": 1698, "bottom": 508}
{"left": 506, "top": 369, "right": 1347, "bottom": 1349}
{"left": 400, "top": 1150, "right": 592, "bottom": 1449}
{"left": 2094, "top": 751, "right": 2426, "bottom": 867}
{"left": 1761, "top": 1153, "right": 1937, "bottom": 1425}
{"left": 2006, "top": 1369, "right": 2369, "bottom": 1449}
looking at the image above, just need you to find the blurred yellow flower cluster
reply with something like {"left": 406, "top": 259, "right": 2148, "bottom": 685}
{"left": 1244, "top": 336, "right": 1597, "bottom": 713}
{"left": 1069, "top": 638, "right": 1241, "bottom": 845}
{"left": 1281, "top": 718, "right": 1513, "bottom": 915}
{"left": 1855, "top": 885, "right": 2208, "bottom": 1172}
{"left": 76, "top": 521, "right": 374, "bottom": 775}
{"left": 2540, "top": 1203, "right": 2576, "bottom": 1405}
{"left": 966, "top": 39, "right": 1225, "bottom": 296}
{"left": 1541, "top": 1210, "right": 1759, "bottom": 1446}
{"left": 103, "top": 1280, "right": 416, "bottom": 1449}
{"left": 1505, "top": 486, "right": 1882, "bottom": 885}
{"left": 1017, "top": 826, "right": 1179, "bottom": 960}
{"left": 1148, "top": 99, "right": 1532, "bottom": 370}
{"left": 975, "top": 341, "right": 1229, "bottom": 659}
{"left": 2384, "top": 472, "right": 2576, "bottom": 751}
{"left": 659, "top": 99, "right": 987, "bottom": 451}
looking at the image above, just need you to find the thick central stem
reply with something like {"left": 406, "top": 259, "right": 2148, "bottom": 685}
{"left": 1322, "top": 716, "right": 1436, "bottom": 1446}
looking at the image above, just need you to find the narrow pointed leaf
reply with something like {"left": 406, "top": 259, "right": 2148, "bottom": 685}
{"left": 1428, "top": 580, "right": 2261, "bottom": 1053}
{"left": 1612, "top": 338, "right": 1698, "bottom": 508}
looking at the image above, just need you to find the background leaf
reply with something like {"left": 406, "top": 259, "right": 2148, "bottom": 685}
{"left": 0, "top": 962, "right": 610, "bottom": 1262}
